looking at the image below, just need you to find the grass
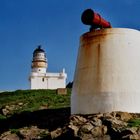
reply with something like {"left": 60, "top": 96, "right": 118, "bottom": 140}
{"left": 0, "top": 89, "right": 71, "bottom": 117}
{"left": 10, "top": 128, "right": 20, "bottom": 134}
{"left": 0, "top": 114, "right": 6, "bottom": 120}
{"left": 127, "top": 118, "right": 140, "bottom": 127}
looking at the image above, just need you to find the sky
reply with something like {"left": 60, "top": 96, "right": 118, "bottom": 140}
{"left": 0, "top": 0, "right": 140, "bottom": 91}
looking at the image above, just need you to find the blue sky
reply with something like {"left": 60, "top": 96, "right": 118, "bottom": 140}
{"left": 0, "top": 0, "right": 140, "bottom": 90}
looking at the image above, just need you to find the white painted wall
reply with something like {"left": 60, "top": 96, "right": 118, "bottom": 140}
{"left": 32, "top": 67, "right": 46, "bottom": 74}
{"left": 30, "top": 72, "right": 67, "bottom": 89}
{"left": 71, "top": 28, "right": 140, "bottom": 114}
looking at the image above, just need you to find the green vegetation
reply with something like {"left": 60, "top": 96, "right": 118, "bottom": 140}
{"left": 0, "top": 114, "right": 6, "bottom": 120}
{"left": 0, "top": 89, "right": 71, "bottom": 117}
{"left": 40, "top": 131, "right": 50, "bottom": 138}
{"left": 10, "top": 128, "right": 20, "bottom": 134}
{"left": 127, "top": 118, "right": 140, "bottom": 127}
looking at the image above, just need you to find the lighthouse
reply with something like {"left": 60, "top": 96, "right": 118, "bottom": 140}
{"left": 31, "top": 45, "right": 47, "bottom": 74}
{"left": 29, "top": 45, "right": 67, "bottom": 89}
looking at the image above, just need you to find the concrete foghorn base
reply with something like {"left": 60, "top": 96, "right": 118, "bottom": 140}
{"left": 71, "top": 28, "right": 140, "bottom": 114}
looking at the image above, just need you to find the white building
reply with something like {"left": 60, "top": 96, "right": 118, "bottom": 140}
{"left": 29, "top": 46, "right": 67, "bottom": 89}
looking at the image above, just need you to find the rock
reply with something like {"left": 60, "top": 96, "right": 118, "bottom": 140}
{"left": 91, "top": 125, "right": 107, "bottom": 137}
{"left": 57, "top": 88, "right": 67, "bottom": 95}
{"left": 103, "top": 112, "right": 115, "bottom": 119}
{"left": 39, "top": 104, "right": 48, "bottom": 110}
{"left": 91, "top": 126, "right": 102, "bottom": 137}
{"left": 51, "top": 128, "right": 63, "bottom": 139}
{"left": 2, "top": 108, "right": 9, "bottom": 116}
{"left": 5, "top": 105, "right": 10, "bottom": 109}
{"left": 94, "top": 135, "right": 111, "bottom": 140}
{"left": 1, "top": 111, "right": 140, "bottom": 140}
{"left": 102, "top": 115, "right": 128, "bottom": 139}
{"left": 9, "top": 105, "right": 16, "bottom": 111}
{"left": 79, "top": 133, "right": 94, "bottom": 140}
{"left": 103, "top": 117, "right": 127, "bottom": 129}
{"left": 78, "top": 122, "right": 94, "bottom": 139}
{"left": 102, "top": 125, "right": 108, "bottom": 135}
{"left": 137, "top": 127, "right": 140, "bottom": 136}
{"left": 122, "top": 134, "right": 140, "bottom": 140}
{"left": 0, "top": 131, "right": 11, "bottom": 138}
{"left": 68, "top": 124, "right": 79, "bottom": 136}
{"left": 80, "top": 122, "right": 94, "bottom": 133}
{"left": 2, "top": 134, "right": 19, "bottom": 140}
{"left": 70, "top": 115, "right": 87, "bottom": 126}
{"left": 129, "top": 134, "right": 140, "bottom": 140}
{"left": 95, "top": 113, "right": 104, "bottom": 119}
{"left": 121, "top": 127, "right": 138, "bottom": 138}
{"left": 1, "top": 104, "right": 23, "bottom": 116}
{"left": 0, "top": 131, "right": 19, "bottom": 140}
{"left": 101, "top": 135, "right": 111, "bottom": 140}
{"left": 18, "top": 102, "right": 23, "bottom": 106}
{"left": 116, "top": 112, "right": 133, "bottom": 121}
{"left": 19, "top": 126, "right": 45, "bottom": 139}
{"left": 91, "top": 118, "right": 102, "bottom": 126}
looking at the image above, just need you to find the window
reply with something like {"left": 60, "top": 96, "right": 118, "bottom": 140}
{"left": 42, "top": 78, "right": 45, "bottom": 82}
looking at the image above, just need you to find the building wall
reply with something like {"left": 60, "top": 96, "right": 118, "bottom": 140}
{"left": 30, "top": 76, "right": 47, "bottom": 89}
{"left": 71, "top": 28, "right": 140, "bottom": 114}
{"left": 30, "top": 73, "right": 66, "bottom": 89}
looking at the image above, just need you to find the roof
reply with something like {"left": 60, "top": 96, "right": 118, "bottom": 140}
{"left": 33, "top": 45, "right": 45, "bottom": 53}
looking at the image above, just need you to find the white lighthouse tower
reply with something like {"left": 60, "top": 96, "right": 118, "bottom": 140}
{"left": 29, "top": 45, "right": 67, "bottom": 89}
{"left": 31, "top": 45, "right": 47, "bottom": 74}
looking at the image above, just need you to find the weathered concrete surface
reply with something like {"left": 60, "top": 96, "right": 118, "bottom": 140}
{"left": 71, "top": 28, "right": 140, "bottom": 114}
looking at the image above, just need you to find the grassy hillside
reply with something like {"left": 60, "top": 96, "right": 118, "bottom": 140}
{"left": 0, "top": 89, "right": 71, "bottom": 118}
{"left": 1, "top": 89, "right": 140, "bottom": 139}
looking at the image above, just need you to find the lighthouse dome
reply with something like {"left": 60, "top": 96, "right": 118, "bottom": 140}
{"left": 33, "top": 45, "right": 47, "bottom": 61}
{"left": 33, "top": 45, "right": 45, "bottom": 54}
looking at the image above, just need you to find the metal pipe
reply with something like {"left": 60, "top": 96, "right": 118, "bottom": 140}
{"left": 81, "top": 9, "right": 111, "bottom": 29}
